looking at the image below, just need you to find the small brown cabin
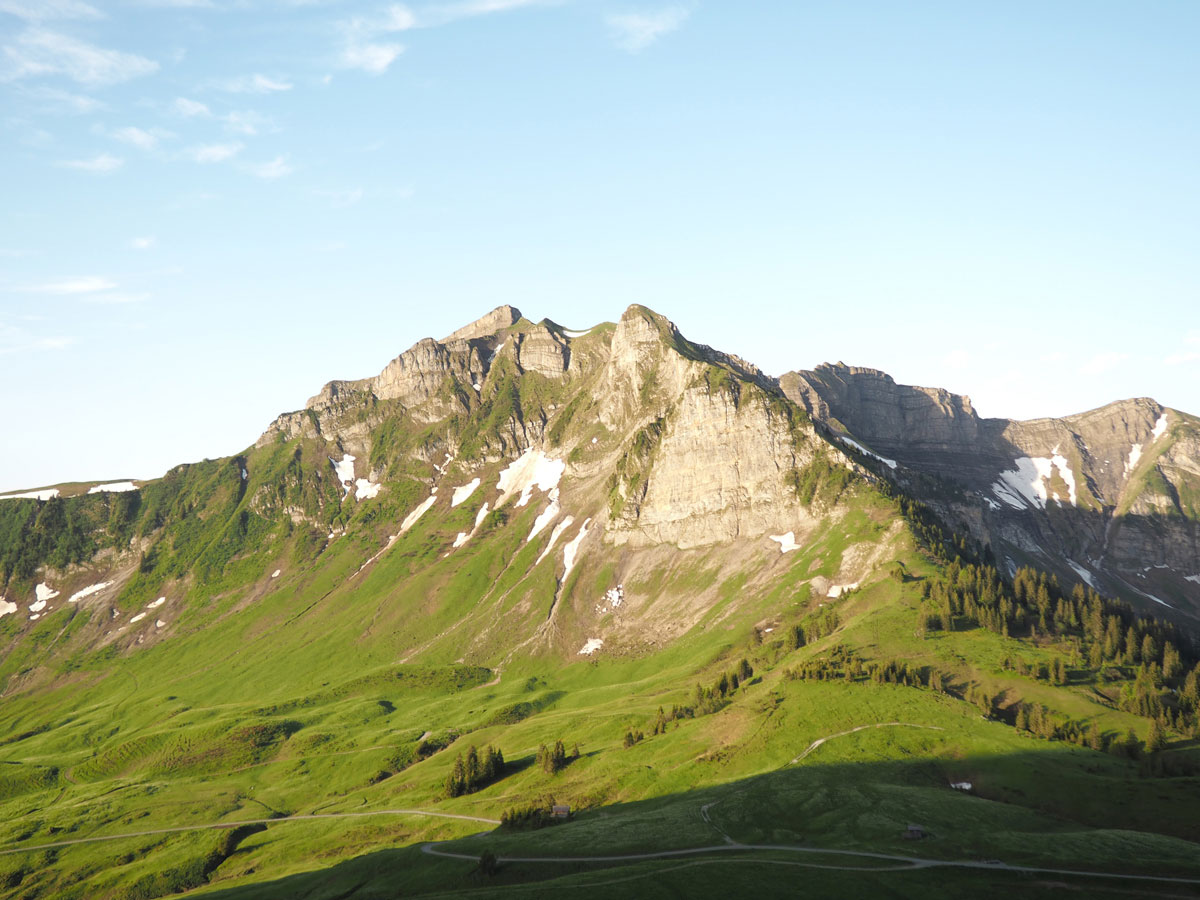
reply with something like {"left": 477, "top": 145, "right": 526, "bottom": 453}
{"left": 551, "top": 804, "right": 571, "bottom": 819}
{"left": 903, "top": 824, "right": 926, "bottom": 840}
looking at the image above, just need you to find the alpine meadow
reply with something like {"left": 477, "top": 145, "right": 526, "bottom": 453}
{"left": 2, "top": 305, "right": 1200, "bottom": 899}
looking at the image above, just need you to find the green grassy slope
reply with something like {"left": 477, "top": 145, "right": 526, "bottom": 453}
{"left": 1, "top": 313, "right": 1198, "bottom": 899}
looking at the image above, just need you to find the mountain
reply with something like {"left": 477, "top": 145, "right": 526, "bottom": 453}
{"left": 782, "top": 364, "right": 1200, "bottom": 621}
{"left": 1, "top": 305, "right": 1199, "bottom": 899}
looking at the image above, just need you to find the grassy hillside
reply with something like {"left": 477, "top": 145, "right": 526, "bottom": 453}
{"left": 1, "top": 313, "right": 1198, "bottom": 898}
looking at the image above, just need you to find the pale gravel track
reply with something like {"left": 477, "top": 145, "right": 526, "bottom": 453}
{"left": 788, "top": 722, "right": 945, "bottom": 764}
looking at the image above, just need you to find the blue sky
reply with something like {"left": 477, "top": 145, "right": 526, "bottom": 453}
{"left": 1, "top": 1, "right": 1198, "bottom": 491}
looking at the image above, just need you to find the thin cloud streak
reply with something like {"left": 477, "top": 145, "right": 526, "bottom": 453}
{"left": 217, "top": 73, "right": 292, "bottom": 93}
{"left": 57, "top": 153, "right": 123, "bottom": 172}
{"left": 25, "top": 275, "right": 116, "bottom": 294}
{"left": 2, "top": 28, "right": 158, "bottom": 86}
{"left": 606, "top": 6, "right": 690, "bottom": 52}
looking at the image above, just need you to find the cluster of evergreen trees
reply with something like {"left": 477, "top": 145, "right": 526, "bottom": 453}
{"left": 876, "top": 481, "right": 1200, "bottom": 741}
{"left": 688, "top": 659, "right": 754, "bottom": 714}
{"left": 444, "top": 745, "right": 505, "bottom": 798}
{"left": 789, "top": 611, "right": 840, "bottom": 650}
{"left": 536, "top": 739, "right": 577, "bottom": 774}
{"left": 1001, "top": 655, "right": 1069, "bottom": 685}
{"left": 499, "top": 797, "right": 560, "bottom": 830}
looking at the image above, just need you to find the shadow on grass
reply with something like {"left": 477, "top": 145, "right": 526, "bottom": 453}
{"left": 195, "top": 746, "right": 1200, "bottom": 900}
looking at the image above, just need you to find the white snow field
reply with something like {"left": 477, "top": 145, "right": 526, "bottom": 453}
{"left": 87, "top": 482, "right": 138, "bottom": 493}
{"left": 561, "top": 518, "right": 591, "bottom": 579}
{"left": 496, "top": 449, "right": 565, "bottom": 508}
{"left": 0, "top": 488, "right": 59, "bottom": 501}
{"left": 839, "top": 436, "right": 897, "bottom": 469}
{"left": 451, "top": 478, "right": 481, "bottom": 507}
{"left": 769, "top": 532, "right": 800, "bottom": 553}
{"left": 68, "top": 582, "right": 113, "bottom": 603}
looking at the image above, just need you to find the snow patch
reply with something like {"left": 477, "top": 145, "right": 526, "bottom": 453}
{"left": 1152, "top": 413, "right": 1168, "bottom": 441}
{"left": 1147, "top": 594, "right": 1172, "bottom": 608}
{"left": 536, "top": 516, "right": 574, "bottom": 566}
{"left": 451, "top": 478, "right": 481, "bottom": 507}
{"left": 155, "top": 619, "right": 165, "bottom": 628}
{"left": 35, "top": 583, "right": 60, "bottom": 604}
{"left": 472, "top": 382, "right": 481, "bottom": 391}
{"left": 241, "top": 467, "right": 248, "bottom": 481}
{"left": 578, "top": 638, "right": 603, "bottom": 655}
{"left": 452, "top": 502, "right": 491, "bottom": 549}
{"left": 991, "top": 450, "right": 1076, "bottom": 509}
{"left": 563, "top": 328, "right": 592, "bottom": 338}
{"left": 330, "top": 455, "right": 355, "bottom": 498}
{"left": 147, "top": 597, "right": 166, "bottom": 609}
{"left": 130, "top": 612, "right": 147, "bottom": 623}
{"left": 271, "top": 569, "right": 281, "bottom": 579}
{"left": 1066, "top": 560, "right": 1097, "bottom": 589}
{"left": 561, "top": 518, "right": 591, "bottom": 579}
{"left": 527, "top": 489, "right": 560, "bottom": 542}
{"left": 400, "top": 494, "right": 437, "bottom": 533}
{"left": 950, "top": 781, "right": 973, "bottom": 791}
{"left": 0, "top": 488, "right": 59, "bottom": 501}
{"left": 1185, "top": 575, "right": 1200, "bottom": 585}
{"left": 596, "top": 584, "right": 624, "bottom": 614}
{"left": 839, "top": 436, "right": 897, "bottom": 469}
{"left": 0, "top": 599, "right": 17, "bottom": 618}
{"left": 496, "top": 448, "right": 565, "bottom": 508}
{"left": 1125, "top": 443, "right": 1143, "bottom": 476}
{"left": 66, "top": 581, "right": 109, "bottom": 604}
{"left": 769, "top": 532, "right": 800, "bottom": 553}
{"left": 88, "top": 481, "right": 138, "bottom": 494}
{"left": 827, "top": 582, "right": 859, "bottom": 598}
{"left": 354, "top": 478, "right": 381, "bottom": 500}
{"left": 29, "top": 614, "right": 39, "bottom": 621}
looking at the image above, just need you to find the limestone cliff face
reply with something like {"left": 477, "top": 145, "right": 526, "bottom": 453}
{"left": 782, "top": 364, "right": 986, "bottom": 456}
{"left": 589, "top": 307, "right": 848, "bottom": 550}
{"left": 783, "top": 362, "right": 1200, "bottom": 617}
{"left": 607, "top": 383, "right": 825, "bottom": 550}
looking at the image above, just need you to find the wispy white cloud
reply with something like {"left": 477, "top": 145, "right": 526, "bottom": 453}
{"left": 217, "top": 73, "right": 292, "bottom": 93}
{"left": 172, "top": 96, "right": 210, "bottom": 117}
{"left": 82, "top": 291, "right": 150, "bottom": 303}
{"left": 186, "top": 141, "right": 243, "bottom": 162}
{"left": 27, "top": 85, "right": 105, "bottom": 113}
{"left": 341, "top": 41, "right": 405, "bottom": 74}
{"left": 25, "top": 275, "right": 116, "bottom": 294}
{"left": 1165, "top": 351, "right": 1200, "bottom": 366}
{"left": 606, "top": 6, "right": 690, "bottom": 52}
{"left": 57, "top": 152, "right": 123, "bottom": 173}
{"left": 134, "top": 0, "right": 214, "bottom": 7}
{"left": 0, "top": 0, "right": 102, "bottom": 21}
{"left": 336, "top": 1, "right": 548, "bottom": 74}
{"left": 0, "top": 321, "right": 74, "bottom": 355}
{"left": 1079, "top": 352, "right": 1129, "bottom": 376}
{"left": 315, "top": 187, "right": 363, "bottom": 208}
{"left": 246, "top": 155, "right": 293, "bottom": 178}
{"left": 2, "top": 28, "right": 158, "bottom": 86}
{"left": 223, "top": 109, "right": 275, "bottom": 135}
{"left": 130, "top": 236, "right": 155, "bottom": 250}
{"left": 423, "top": 0, "right": 550, "bottom": 25}
{"left": 339, "top": 5, "right": 413, "bottom": 74}
{"left": 107, "top": 125, "right": 172, "bottom": 150}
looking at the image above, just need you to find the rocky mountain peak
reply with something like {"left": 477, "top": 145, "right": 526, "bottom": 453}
{"left": 441, "top": 304, "right": 523, "bottom": 343}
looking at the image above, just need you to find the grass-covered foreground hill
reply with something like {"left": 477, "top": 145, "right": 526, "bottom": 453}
{"left": 1, "top": 306, "right": 1199, "bottom": 899}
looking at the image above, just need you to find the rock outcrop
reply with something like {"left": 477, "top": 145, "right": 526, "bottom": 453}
{"left": 783, "top": 362, "right": 1200, "bottom": 618}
